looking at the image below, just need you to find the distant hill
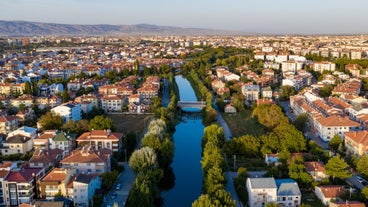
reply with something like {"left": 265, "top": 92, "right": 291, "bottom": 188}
{"left": 0, "top": 20, "right": 244, "bottom": 37}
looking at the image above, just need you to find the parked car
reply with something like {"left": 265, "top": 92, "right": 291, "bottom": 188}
{"left": 111, "top": 192, "right": 117, "bottom": 199}
{"left": 356, "top": 175, "right": 364, "bottom": 183}
{"left": 116, "top": 183, "right": 121, "bottom": 190}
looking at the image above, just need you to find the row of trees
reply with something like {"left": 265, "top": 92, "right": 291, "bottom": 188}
{"left": 192, "top": 124, "right": 235, "bottom": 207}
{"left": 125, "top": 73, "right": 179, "bottom": 206}
{"left": 187, "top": 69, "right": 218, "bottom": 125}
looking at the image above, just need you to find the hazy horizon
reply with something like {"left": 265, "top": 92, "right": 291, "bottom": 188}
{"left": 1, "top": 0, "right": 368, "bottom": 34}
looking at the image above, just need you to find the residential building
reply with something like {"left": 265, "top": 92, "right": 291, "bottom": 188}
{"left": 315, "top": 185, "right": 345, "bottom": 206}
{"left": 28, "top": 148, "right": 64, "bottom": 168}
{"left": 8, "top": 126, "right": 37, "bottom": 139}
{"left": 262, "top": 86, "right": 273, "bottom": 98}
{"left": 242, "top": 85, "right": 260, "bottom": 102}
{"left": 100, "top": 94, "right": 126, "bottom": 113}
{"left": 247, "top": 177, "right": 277, "bottom": 207}
{"left": 39, "top": 168, "right": 74, "bottom": 199}
{"left": 72, "top": 173, "right": 101, "bottom": 207}
{"left": 275, "top": 179, "right": 301, "bottom": 207}
{"left": 312, "top": 62, "right": 336, "bottom": 73}
{"left": 330, "top": 201, "right": 366, "bottom": 207}
{"left": 224, "top": 104, "right": 237, "bottom": 113}
{"left": 76, "top": 129, "right": 123, "bottom": 152}
{"left": 0, "top": 115, "right": 18, "bottom": 134}
{"left": 247, "top": 178, "right": 301, "bottom": 207}
{"left": 304, "top": 161, "right": 327, "bottom": 181}
{"left": 344, "top": 130, "right": 368, "bottom": 156}
{"left": 1, "top": 135, "right": 33, "bottom": 156}
{"left": 0, "top": 170, "right": 10, "bottom": 206}
{"left": 51, "top": 102, "right": 82, "bottom": 123}
{"left": 314, "top": 115, "right": 361, "bottom": 142}
{"left": 4, "top": 167, "right": 44, "bottom": 206}
{"left": 60, "top": 147, "right": 112, "bottom": 174}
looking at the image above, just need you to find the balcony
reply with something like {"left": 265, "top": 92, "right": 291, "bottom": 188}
{"left": 18, "top": 185, "right": 33, "bottom": 191}
{"left": 18, "top": 192, "right": 34, "bottom": 198}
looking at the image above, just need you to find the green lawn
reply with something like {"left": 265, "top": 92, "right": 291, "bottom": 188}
{"left": 222, "top": 110, "right": 266, "bottom": 137}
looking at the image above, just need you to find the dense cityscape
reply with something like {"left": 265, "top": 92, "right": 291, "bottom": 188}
{"left": 1, "top": 33, "right": 368, "bottom": 207}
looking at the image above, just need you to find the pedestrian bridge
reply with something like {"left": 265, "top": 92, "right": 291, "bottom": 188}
{"left": 177, "top": 101, "right": 206, "bottom": 111}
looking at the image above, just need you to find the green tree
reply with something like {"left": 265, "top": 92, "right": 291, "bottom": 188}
{"left": 192, "top": 194, "right": 215, "bottom": 207}
{"left": 18, "top": 103, "right": 26, "bottom": 111}
{"left": 61, "top": 119, "right": 89, "bottom": 136}
{"left": 288, "top": 155, "right": 314, "bottom": 188}
{"left": 265, "top": 203, "right": 280, "bottom": 207}
{"left": 88, "top": 115, "right": 116, "bottom": 131}
{"left": 32, "top": 80, "right": 38, "bottom": 96}
{"left": 329, "top": 134, "right": 343, "bottom": 152}
{"left": 38, "top": 112, "right": 63, "bottom": 130}
{"left": 202, "top": 124, "right": 225, "bottom": 148}
{"left": 325, "top": 154, "right": 351, "bottom": 181}
{"left": 357, "top": 155, "right": 368, "bottom": 179}
{"left": 293, "top": 113, "right": 308, "bottom": 132}
{"left": 319, "top": 84, "right": 334, "bottom": 97}
{"left": 253, "top": 104, "right": 289, "bottom": 130}
{"left": 100, "top": 170, "right": 119, "bottom": 189}
{"left": 362, "top": 187, "right": 368, "bottom": 201}
{"left": 280, "top": 85, "right": 296, "bottom": 101}
{"left": 231, "top": 135, "right": 260, "bottom": 157}
{"left": 129, "top": 147, "right": 158, "bottom": 174}
{"left": 61, "top": 91, "right": 70, "bottom": 103}
{"left": 24, "top": 81, "right": 32, "bottom": 95}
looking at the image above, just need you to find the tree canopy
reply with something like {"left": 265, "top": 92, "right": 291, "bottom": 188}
{"left": 38, "top": 111, "right": 63, "bottom": 131}
{"left": 325, "top": 154, "right": 351, "bottom": 181}
{"left": 88, "top": 115, "right": 116, "bottom": 131}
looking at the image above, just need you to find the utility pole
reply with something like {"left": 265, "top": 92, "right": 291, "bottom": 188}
{"left": 233, "top": 155, "right": 236, "bottom": 171}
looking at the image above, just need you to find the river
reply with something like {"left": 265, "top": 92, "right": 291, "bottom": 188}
{"left": 161, "top": 75, "right": 204, "bottom": 207}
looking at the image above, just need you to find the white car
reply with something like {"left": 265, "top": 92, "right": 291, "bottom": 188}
{"left": 116, "top": 183, "right": 121, "bottom": 190}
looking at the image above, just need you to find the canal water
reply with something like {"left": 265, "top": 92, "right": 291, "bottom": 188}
{"left": 161, "top": 75, "right": 204, "bottom": 207}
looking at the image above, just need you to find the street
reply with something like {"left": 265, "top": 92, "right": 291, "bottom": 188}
{"left": 102, "top": 163, "right": 135, "bottom": 207}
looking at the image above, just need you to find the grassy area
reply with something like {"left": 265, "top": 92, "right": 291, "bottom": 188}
{"left": 107, "top": 114, "right": 153, "bottom": 137}
{"left": 301, "top": 189, "right": 325, "bottom": 207}
{"left": 222, "top": 110, "right": 266, "bottom": 137}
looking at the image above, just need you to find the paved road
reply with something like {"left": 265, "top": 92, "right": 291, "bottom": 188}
{"left": 213, "top": 100, "right": 232, "bottom": 139}
{"left": 226, "top": 172, "right": 243, "bottom": 207}
{"left": 103, "top": 163, "right": 135, "bottom": 207}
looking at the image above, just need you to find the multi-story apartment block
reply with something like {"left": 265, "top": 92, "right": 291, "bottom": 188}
{"left": 51, "top": 102, "right": 82, "bottom": 123}
{"left": 312, "top": 62, "right": 336, "bottom": 73}
{"left": 344, "top": 130, "right": 368, "bottom": 156}
{"left": 76, "top": 129, "right": 123, "bottom": 152}
{"left": 242, "top": 85, "right": 260, "bottom": 102}
{"left": 60, "top": 147, "right": 112, "bottom": 175}
{"left": 4, "top": 167, "right": 44, "bottom": 206}
{"left": 0, "top": 115, "right": 18, "bottom": 135}
{"left": 314, "top": 115, "right": 361, "bottom": 142}
{"left": 100, "top": 94, "right": 126, "bottom": 112}
{"left": 39, "top": 168, "right": 74, "bottom": 199}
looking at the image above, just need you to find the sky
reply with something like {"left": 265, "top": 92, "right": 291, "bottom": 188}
{"left": 1, "top": 0, "right": 368, "bottom": 34}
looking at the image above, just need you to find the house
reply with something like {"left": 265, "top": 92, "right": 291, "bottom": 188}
{"left": 246, "top": 177, "right": 302, "bottom": 207}
{"left": 304, "top": 161, "right": 327, "bottom": 181}
{"left": 0, "top": 115, "right": 18, "bottom": 134}
{"left": 314, "top": 115, "right": 361, "bottom": 142}
{"left": 76, "top": 129, "right": 123, "bottom": 152}
{"left": 275, "top": 179, "right": 301, "bottom": 207}
{"left": 28, "top": 148, "right": 64, "bottom": 169}
{"left": 247, "top": 177, "right": 277, "bottom": 207}
{"left": 265, "top": 153, "right": 280, "bottom": 166}
{"left": 242, "top": 85, "right": 260, "bottom": 102}
{"left": 330, "top": 201, "right": 366, "bottom": 207}
{"left": 128, "top": 94, "right": 141, "bottom": 104}
{"left": 4, "top": 167, "right": 45, "bottom": 206}
{"left": 1, "top": 135, "right": 33, "bottom": 156}
{"left": 344, "top": 130, "right": 368, "bottom": 156}
{"left": 39, "top": 168, "right": 74, "bottom": 199}
{"left": 74, "top": 94, "right": 99, "bottom": 108}
{"left": 262, "top": 86, "right": 273, "bottom": 98}
{"left": 224, "top": 104, "right": 237, "bottom": 113}
{"left": 11, "top": 95, "right": 34, "bottom": 108}
{"left": 72, "top": 173, "right": 101, "bottom": 207}
{"left": 8, "top": 126, "right": 37, "bottom": 139}
{"left": 51, "top": 131, "right": 75, "bottom": 155}
{"left": 60, "top": 147, "right": 112, "bottom": 175}
{"left": 315, "top": 185, "right": 345, "bottom": 206}
{"left": 51, "top": 102, "right": 82, "bottom": 123}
